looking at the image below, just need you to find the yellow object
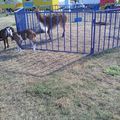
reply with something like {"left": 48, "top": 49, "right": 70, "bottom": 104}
{"left": 22, "top": 0, "right": 59, "bottom": 10}
{"left": 15, "top": 3, "right": 23, "bottom": 9}
{"left": 0, "top": 0, "right": 23, "bottom": 10}
{"left": 0, "top": 4, "right": 14, "bottom": 9}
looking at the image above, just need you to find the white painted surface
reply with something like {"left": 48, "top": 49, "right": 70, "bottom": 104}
{"left": 59, "top": 0, "right": 100, "bottom": 5}
{"left": 79, "top": 0, "right": 100, "bottom": 4}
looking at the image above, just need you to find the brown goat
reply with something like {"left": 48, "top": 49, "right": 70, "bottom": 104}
{"left": 13, "top": 29, "right": 37, "bottom": 51}
{"left": 35, "top": 9, "right": 67, "bottom": 40}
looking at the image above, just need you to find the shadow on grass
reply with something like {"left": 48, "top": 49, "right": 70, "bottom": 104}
{"left": 0, "top": 47, "right": 25, "bottom": 61}
{"left": 0, "top": 54, "right": 19, "bottom": 61}
{"left": 44, "top": 47, "right": 120, "bottom": 76}
{"left": 0, "top": 47, "right": 119, "bottom": 78}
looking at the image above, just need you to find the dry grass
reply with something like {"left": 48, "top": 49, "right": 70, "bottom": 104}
{"left": 0, "top": 14, "right": 120, "bottom": 120}
{"left": 0, "top": 47, "right": 120, "bottom": 120}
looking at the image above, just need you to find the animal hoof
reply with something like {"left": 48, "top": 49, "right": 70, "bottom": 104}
{"left": 4, "top": 46, "right": 7, "bottom": 50}
{"left": 49, "top": 38, "right": 52, "bottom": 41}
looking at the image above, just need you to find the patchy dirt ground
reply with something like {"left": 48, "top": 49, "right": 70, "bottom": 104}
{"left": 0, "top": 15, "right": 15, "bottom": 28}
{"left": 0, "top": 15, "right": 120, "bottom": 120}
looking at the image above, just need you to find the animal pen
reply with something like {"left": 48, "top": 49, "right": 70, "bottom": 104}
{"left": 14, "top": 8, "right": 120, "bottom": 55}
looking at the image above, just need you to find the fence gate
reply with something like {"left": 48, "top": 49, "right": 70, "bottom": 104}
{"left": 91, "top": 9, "right": 120, "bottom": 54}
{"left": 14, "top": 9, "right": 120, "bottom": 55}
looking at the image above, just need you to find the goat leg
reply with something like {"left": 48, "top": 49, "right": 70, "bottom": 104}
{"left": 17, "top": 45, "right": 22, "bottom": 52}
{"left": 47, "top": 30, "right": 52, "bottom": 40}
{"left": 62, "top": 32, "right": 65, "bottom": 37}
{"left": 3, "top": 39, "right": 6, "bottom": 49}
{"left": 62, "top": 22, "right": 65, "bottom": 38}
{"left": 30, "top": 40, "right": 36, "bottom": 51}
{"left": 6, "top": 38, "right": 9, "bottom": 48}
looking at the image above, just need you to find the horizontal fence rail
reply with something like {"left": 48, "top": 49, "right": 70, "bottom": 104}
{"left": 14, "top": 8, "right": 120, "bottom": 54}
{"left": 23, "top": 4, "right": 99, "bottom": 11}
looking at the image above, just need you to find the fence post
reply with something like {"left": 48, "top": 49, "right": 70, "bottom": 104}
{"left": 90, "top": 11, "right": 96, "bottom": 54}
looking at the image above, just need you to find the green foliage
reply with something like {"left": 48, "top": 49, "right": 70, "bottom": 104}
{"left": 29, "top": 81, "right": 74, "bottom": 99}
{"left": 104, "top": 66, "right": 120, "bottom": 76}
{"left": 95, "top": 109, "right": 113, "bottom": 120}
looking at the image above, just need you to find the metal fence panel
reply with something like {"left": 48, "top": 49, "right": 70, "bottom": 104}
{"left": 14, "top": 9, "right": 120, "bottom": 54}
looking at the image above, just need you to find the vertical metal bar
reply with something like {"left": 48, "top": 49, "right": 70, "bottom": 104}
{"left": 22, "top": 9, "right": 26, "bottom": 31}
{"left": 32, "top": 11, "right": 35, "bottom": 30}
{"left": 44, "top": 12, "right": 48, "bottom": 50}
{"left": 98, "top": 12, "right": 102, "bottom": 52}
{"left": 112, "top": 11, "right": 117, "bottom": 48}
{"left": 26, "top": 10, "right": 29, "bottom": 30}
{"left": 29, "top": 11, "right": 32, "bottom": 29}
{"left": 56, "top": 12, "right": 59, "bottom": 51}
{"left": 108, "top": 12, "right": 112, "bottom": 49}
{"left": 28, "top": 11, "right": 33, "bottom": 47}
{"left": 63, "top": 11, "right": 66, "bottom": 52}
{"left": 103, "top": 11, "right": 107, "bottom": 51}
{"left": 76, "top": 11, "right": 79, "bottom": 53}
{"left": 37, "top": 11, "right": 42, "bottom": 50}
{"left": 24, "top": 10, "right": 28, "bottom": 48}
{"left": 83, "top": 11, "right": 86, "bottom": 53}
{"left": 91, "top": 11, "right": 96, "bottom": 54}
{"left": 50, "top": 12, "right": 53, "bottom": 50}
{"left": 92, "top": 12, "right": 96, "bottom": 54}
{"left": 90, "top": 11, "right": 94, "bottom": 54}
{"left": 117, "top": 12, "right": 120, "bottom": 47}
{"left": 70, "top": 12, "right": 72, "bottom": 52}
{"left": 28, "top": 11, "right": 31, "bottom": 29}
{"left": 70, "top": 12, "right": 75, "bottom": 21}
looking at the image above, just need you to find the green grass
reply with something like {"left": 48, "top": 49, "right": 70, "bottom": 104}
{"left": 104, "top": 65, "right": 120, "bottom": 76}
{"left": 28, "top": 79, "right": 74, "bottom": 99}
{"left": 0, "top": 13, "right": 6, "bottom": 17}
{"left": 11, "top": 23, "right": 16, "bottom": 26}
{"left": 26, "top": 75, "right": 120, "bottom": 119}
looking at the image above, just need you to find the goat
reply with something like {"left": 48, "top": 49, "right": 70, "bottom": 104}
{"left": 13, "top": 29, "right": 37, "bottom": 51}
{"left": 35, "top": 9, "right": 67, "bottom": 40}
{"left": 0, "top": 26, "right": 14, "bottom": 49}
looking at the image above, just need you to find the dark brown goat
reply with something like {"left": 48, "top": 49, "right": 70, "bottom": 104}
{"left": 0, "top": 26, "right": 14, "bottom": 49}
